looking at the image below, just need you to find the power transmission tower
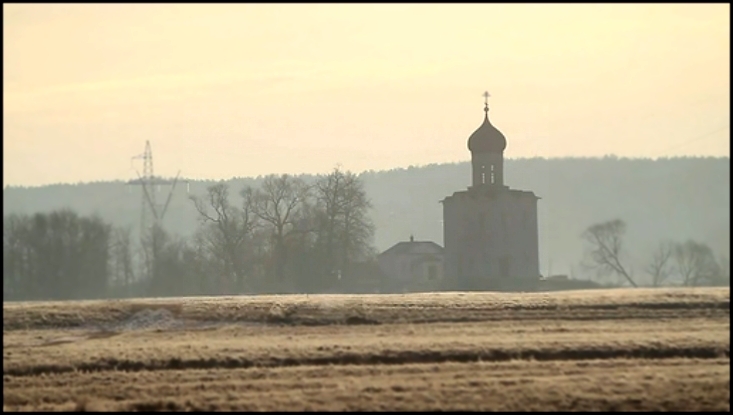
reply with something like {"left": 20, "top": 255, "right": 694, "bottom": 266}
{"left": 126, "top": 140, "right": 189, "bottom": 282}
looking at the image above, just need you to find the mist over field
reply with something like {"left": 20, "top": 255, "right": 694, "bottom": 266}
{"left": 4, "top": 4, "right": 730, "bottom": 412}
{"left": 4, "top": 156, "right": 729, "bottom": 278}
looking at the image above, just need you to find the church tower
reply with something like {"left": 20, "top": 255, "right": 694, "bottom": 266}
{"left": 468, "top": 92, "right": 507, "bottom": 189}
{"left": 441, "top": 92, "right": 540, "bottom": 291}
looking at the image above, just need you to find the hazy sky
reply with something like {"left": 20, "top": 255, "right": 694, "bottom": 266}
{"left": 4, "top": 4, "right": 730, "bottom": 187}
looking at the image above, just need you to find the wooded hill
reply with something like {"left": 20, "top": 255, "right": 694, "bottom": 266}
{"left": 4, "top": 156, "right": 729, "bottom": 278}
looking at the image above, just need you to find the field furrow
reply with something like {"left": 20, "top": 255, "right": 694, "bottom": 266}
{"left": 3, "top": 287, "right": 730, "bottom": 411}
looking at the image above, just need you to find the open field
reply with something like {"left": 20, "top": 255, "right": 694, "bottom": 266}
{"left": 3, "top": 288, "right": 730, "bottom": 411}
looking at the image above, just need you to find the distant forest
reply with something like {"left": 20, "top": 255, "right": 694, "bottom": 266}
{"left": 4, "top": 156, "right": 729, "bottom": 297}
{"left": 4, "top": 169, "right": 377, "bottom": 300}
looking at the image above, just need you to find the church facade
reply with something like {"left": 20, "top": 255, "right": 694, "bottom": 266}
{"left": 441, "top": 93, "right": 540, "bottom": 291}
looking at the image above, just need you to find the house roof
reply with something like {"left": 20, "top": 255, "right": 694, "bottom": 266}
{"left": 379, "top": 240, "right": 444, "bottom": 257}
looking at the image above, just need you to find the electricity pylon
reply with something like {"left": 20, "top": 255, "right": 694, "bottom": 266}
{"left": 126, "top": 140, "right": 188, "bottom": 282}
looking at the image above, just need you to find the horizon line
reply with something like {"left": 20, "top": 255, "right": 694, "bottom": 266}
{"left": 4, "top": 154, "right": 729, "bottom": 190}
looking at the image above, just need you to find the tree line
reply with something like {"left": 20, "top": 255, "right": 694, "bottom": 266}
{"left": 580, "top": 219, "right": 729, "bottom": 288}
{"left": 3, "top": 168, "right": 378, "bottom": 301}
{"left": 4, "top": 156, "right": 728, "bottom": 276}
{"left": 4, "top": 165, "right": 729, "bottom": 301}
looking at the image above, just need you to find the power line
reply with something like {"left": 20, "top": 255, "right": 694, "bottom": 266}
{"left": 656, "top": 124, "right": 729, "bottom": 157}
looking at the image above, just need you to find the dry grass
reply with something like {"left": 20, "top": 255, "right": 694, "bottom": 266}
{"left": 3, "top": 287, "right": 729, "bottom": 330}
{"left": 5, "top": 358, "right": 730, "bottom": 411}
{"left": 3, "top": 287, "right": 730, "bottom": 411}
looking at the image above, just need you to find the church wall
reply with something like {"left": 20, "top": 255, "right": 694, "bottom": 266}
{"left": 499, "top": 190, "right": 540, "bottom": 279}
{"left": 442, "top": 188, "right": 539, "bottom": 288}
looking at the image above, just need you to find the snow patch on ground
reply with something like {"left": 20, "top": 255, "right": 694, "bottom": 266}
{"left": 109, "top": 308, "right": 188, "bottom": 332}
{"left": 97, "top": 308, "right": 257, "bottom": 333}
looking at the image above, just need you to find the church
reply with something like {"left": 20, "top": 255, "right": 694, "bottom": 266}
{"left": 441, "top": 92, "right": 541, "bottom": 291}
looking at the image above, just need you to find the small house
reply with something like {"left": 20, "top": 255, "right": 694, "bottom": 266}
{"left": 378, "top": 236, "right": 444, "bottom": 292}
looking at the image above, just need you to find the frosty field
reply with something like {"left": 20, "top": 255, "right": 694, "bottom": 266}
{"left": 3, "top": 288, "right": 730, "bottom": 411}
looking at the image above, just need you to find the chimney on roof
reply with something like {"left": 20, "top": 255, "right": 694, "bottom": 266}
{"left": 410, "top": 235, "right": 414, "bottom": 242}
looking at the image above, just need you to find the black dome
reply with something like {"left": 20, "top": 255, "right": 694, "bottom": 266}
{"left": 467, "top": 111, "right": 506, "bottom": 153}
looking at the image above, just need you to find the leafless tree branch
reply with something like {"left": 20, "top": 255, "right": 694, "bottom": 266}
{"left": 646, "top": 240, "right": 674, "bottom": 287}
{"left": 581, "top": 219, "right": 638, "bottom": 287}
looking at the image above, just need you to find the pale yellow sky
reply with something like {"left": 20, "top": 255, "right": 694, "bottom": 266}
{"left": 3, "top": 3, "right": 730, "bottom": 187}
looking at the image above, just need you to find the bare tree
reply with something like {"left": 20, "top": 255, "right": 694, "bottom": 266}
{"left": 3, "top": 214, "right": 30, "bottom": 300}
{"left": 313, "top": 167, "right": 375, "bottom": 281}
{"left": 3, "top": 210, "right": 112, "bottom": 301}
{"left": 673, "top": 239, "right": 721, "bottom": 287}
{"left": 314, "top": 168, "right": 347, "bottom": 277}
{"left": 717, "top": 255, "right": 730, "bottom": 287}
{"left": 581, "top": 219, "right": 638, "bottom": 287}
{"left": 109, "top": 226, "right": 135, "bottom": 296}
{"left": 190, "top": 182, "right": 256, "bottom": 291}
{"left": 152, "top": 232, "right": 202, "bottom": 297}
{"left": 242, "top": 174, "right": 312, "bottom": 286}
{"left": 645, "top": 240, "right": 674, "bottom": 287}
{"left": 338, "top": 172, "right": 376, "bottom": 271}
{"left": 719, "top": 255, "right": 730, "bottom": 282}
